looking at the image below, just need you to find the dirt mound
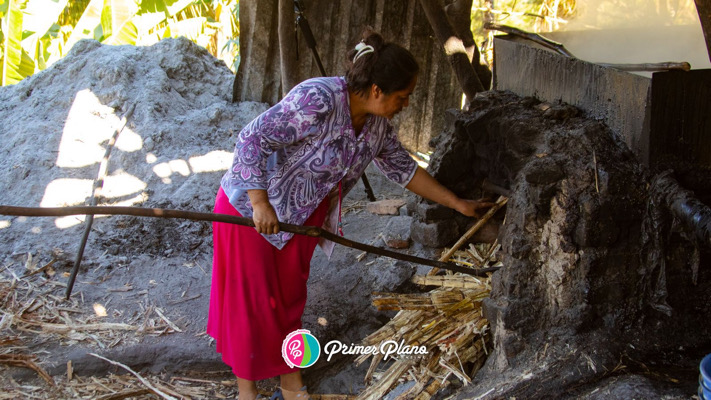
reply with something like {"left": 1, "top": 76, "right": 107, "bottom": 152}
{"left": 0, "top": 37, "right": 267, "bottom": 258}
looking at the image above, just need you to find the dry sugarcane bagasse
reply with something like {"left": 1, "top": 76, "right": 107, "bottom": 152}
{"left": 355, "top": 243, "right": 499, "bottom": 399}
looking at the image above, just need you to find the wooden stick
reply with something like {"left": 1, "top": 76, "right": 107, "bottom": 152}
{"left": 597, "top": 62, "right": 691, "bottom": 72}
{"left": 0, "top": 204, "right": 493, "bottom": 277}
{"left": 593, "top": 150, "right": 599, "bottom": 194}
{"left": 89, "top": 353, "right": 178, "bottom": 400}
{"left": 428, "top": 196, "right": 508, "bottom": 275}
{"left": 16, "top": 318, "right": 137, "bottom": 333}
{"left": 67, "top": 104, "right": 136, "bottom": 299}
{"left": 0, "top": 354, "right": 55, "bottom": 386}
{"left": 96, "top": 389, "right": 153, "bottom": 400}
{"left": 21, "top": 258, "right": 56, "bottom": 278}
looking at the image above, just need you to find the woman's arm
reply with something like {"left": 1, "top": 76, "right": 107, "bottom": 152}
{"left": 226, "top": 80, "right": 334, "bottom": 193}
{"left": 405, "top": 166, "right": 492, "bottom": 218}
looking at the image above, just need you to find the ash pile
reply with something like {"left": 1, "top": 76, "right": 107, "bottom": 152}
{"left": 407, "top": 91, "right": 710, "bottom": 399}
{"left": 0, "top": 37, "right": 267, "bottom": 262}
{"left": 0, "top": 38, "right": 269, "bottom": 395}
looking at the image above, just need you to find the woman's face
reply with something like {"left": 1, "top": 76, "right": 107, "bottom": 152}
{"left": 370, "top": 76, "right": 417, "bottom": 119}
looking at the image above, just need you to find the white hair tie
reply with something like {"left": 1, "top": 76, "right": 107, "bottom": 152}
{"left": 353, "top": 41, "right": 374, "bottom": 62}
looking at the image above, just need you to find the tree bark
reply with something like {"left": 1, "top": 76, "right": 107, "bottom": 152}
{"left": 419, "top": 0, "right": 484, "bottom": 100}
{"left": 278, "top": 0, "right": 300, "bottom": 95}
{"left": 232, "top": 0, "right": 281, "bottom": 104}
{"left": 445, "top": 0, "right": 491, "bottom": 89}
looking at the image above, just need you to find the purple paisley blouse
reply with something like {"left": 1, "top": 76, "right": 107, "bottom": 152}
{"left": 220, "top": 77, "right": 417, "bottom": 252}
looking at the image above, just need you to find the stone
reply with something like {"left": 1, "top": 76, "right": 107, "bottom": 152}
{"left": 410, "top": 218, "right": 460, "bottom": 248}
{"left": 416, "top": 200, "right": 454, "bottom": 220}
{"left": 383, "top": 216, "right": 412, "bottom": 249}
{"left": 366, "top": 198, "right": 407, "bottom": 215}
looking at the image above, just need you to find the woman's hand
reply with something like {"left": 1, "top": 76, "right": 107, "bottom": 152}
{"left": 405, "top": 167, "right": 496, "bottom": 218}
{"left": 248, "top": 190, "right": 280, "bottom": 234}
{"left": 455, "top": 198, "right": 495, "bottom": 218}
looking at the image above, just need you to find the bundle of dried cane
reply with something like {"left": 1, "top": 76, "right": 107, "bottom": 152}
{"left": 355, "top": 243, "right": 501, "bottom": 400}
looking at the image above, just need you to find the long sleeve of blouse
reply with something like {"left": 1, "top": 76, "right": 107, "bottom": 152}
{"left": 221, "top": 77, "right": 417, "bottom": 250}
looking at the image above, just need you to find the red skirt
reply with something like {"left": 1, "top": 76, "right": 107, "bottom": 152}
{"left": 207, "top": 187, "right": 329, "bottom": 380}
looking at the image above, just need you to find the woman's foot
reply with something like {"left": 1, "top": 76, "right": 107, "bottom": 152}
{"left": 278, "top": 371, "right": 308, "bottom": 399}
{"left": 237, "top": 377, "right": 259, "bottom": 400}
{"left": 281, "top": 386, "right": 310, "bottom": 400}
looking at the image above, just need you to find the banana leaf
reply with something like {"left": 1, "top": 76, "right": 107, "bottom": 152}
{"left": 2, "top": 0, "right": 34, "bottom": 85}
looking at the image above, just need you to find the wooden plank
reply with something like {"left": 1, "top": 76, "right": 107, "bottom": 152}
{"left": 650, "top": 69, "right": 711, "bottom": 167}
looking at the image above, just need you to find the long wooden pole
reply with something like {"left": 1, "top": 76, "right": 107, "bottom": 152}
{"left": 0, "top": 205, "right": 499, "bottom": 278}
{"left": 66, "top": 104, "right": 135, "bottom": 299}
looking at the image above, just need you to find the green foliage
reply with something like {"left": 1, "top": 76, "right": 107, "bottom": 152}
{"left": 2, "top": 0, "right": 34, "bottom": 85}
{"left": 0, "top": 0, "right": 239, "bottom": 86}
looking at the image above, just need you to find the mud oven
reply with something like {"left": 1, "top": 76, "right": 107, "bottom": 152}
{"left": 411, "top": 32, "right": 711, "bottom": 249}
{"left": 405, "top": 32, "right": 711, "bottom": 398}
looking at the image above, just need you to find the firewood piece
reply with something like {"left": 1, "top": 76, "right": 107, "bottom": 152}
{"left": 413, "top": 379, "right": 442, "bottom": 400}
{"left": 21, "top": 258, "right": 56, "bottom": 278}
{"left": 89, "top": 353, "right": 178, "bottom": 400}
{"left": 482, "top": 179, "right": 513, "bottom": 197}
{"left": 429, "top": 196, "right": 508, "bottom": 275}
{"left": 96, "top": 389, "right": 153, "bottom": 400}
{"left": 154, "top": 308, "right": 182, "bottom": 332}
{"left": 16, "top": 318, "right": 137, "bottom": 333}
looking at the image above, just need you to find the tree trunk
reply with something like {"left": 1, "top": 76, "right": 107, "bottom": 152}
{"left": 418, "top": 0, "right": 484, "bottom": 100}
{"left": 232, "top": 0, "right": 281, "bottom": 104}
{"left": 232, "top": 0, "right": 462, "bottom": 155}
{"left": 445, "top": 0, "right": 492, "bottom": 89}
{"left": 278, "top": 0, "right": 300, "bottom": 94}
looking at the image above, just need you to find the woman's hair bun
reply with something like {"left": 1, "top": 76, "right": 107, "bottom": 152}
{"left": 346, "top": 28, "right": 419, "bottom": 97}
{"left": 360, "top": 28, "right": 384, "bottom": 52}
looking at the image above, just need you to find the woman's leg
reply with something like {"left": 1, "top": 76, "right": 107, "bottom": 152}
{"left": 237, "top": 377, "right": 258, "bottom": 400}
{"left": 280, "top": 371, "right": 309, "bottom": 399}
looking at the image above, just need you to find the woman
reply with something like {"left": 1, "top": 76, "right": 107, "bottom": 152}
{"left": 208, "top": 30, "right": 491, "bottom": 400}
